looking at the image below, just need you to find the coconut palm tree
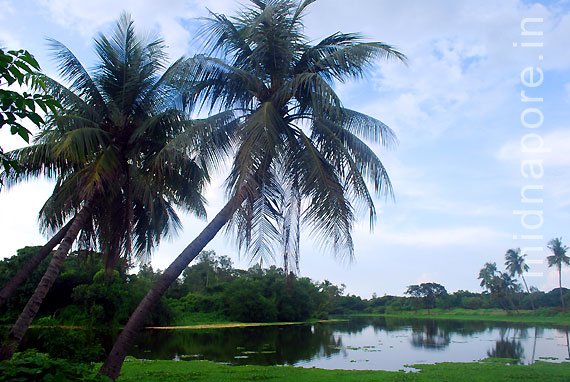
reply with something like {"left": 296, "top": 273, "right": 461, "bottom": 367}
{"left": 505, "top": 248, "right": 535, "bottom": 310}
{"left": 499, "top": 272, "right": 520, "bottom": 312}
{"left": 478, "top": 262, "right": 519, "bottom": 311}
{"left": 0, "top": 14, "right": 225, "bottom": 360}
{"left": 478, "top": 262, "right": 498, "bottom": 291}
{"left": 99, "top": 0, "right": 405, "bottom": 378}
{"left": 547, "top": 237, "right": 570, "bottom": 313}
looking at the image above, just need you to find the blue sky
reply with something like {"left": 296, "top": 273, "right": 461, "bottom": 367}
{"left": 0, "top": 0, "right": 569, "bottom": 297}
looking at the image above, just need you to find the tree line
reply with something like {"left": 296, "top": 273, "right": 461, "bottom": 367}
{"left": 0, "top": 248, "right": 344, "bottom": 330}
{"left": 2, "top": 246, "right": 568, "bottom": 333}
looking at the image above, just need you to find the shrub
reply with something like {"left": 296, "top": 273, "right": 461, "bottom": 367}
{"left": 33, "top": 318, "right": 104, "bottom": 362}
{"left": 0, "top": 350, "right": 109, "bottom": 382}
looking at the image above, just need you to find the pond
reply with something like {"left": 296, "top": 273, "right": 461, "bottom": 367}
{"left": 126, "top": 317, "right": 570, "bottom": 371}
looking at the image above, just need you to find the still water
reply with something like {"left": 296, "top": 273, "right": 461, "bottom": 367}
{"left": 128, "top": 317, "right": 570, "bottom": 370}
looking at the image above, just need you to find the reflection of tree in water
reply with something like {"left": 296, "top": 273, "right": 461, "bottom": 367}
{"left": 328, "top": 316, "right": 370, "bottom": 334}
{"left": 487, "top": 338, "right": 524, "bottom": 363}
{"left": 128, "top": 324, "right": 343, "bottom": 365}
{"left": 555, "top": 326, "right": 570, "bottom": 359}
{"left": 123, "top": 317, "right": 553, "bottom": 366}
{"left": 410, "top": 320, "right": 451, "bottom": 350}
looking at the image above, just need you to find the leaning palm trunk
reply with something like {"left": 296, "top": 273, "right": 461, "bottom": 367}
{"left": 100, "top": 193, "right": 243, "bottom": 379}
{"left": 0, "top": 203, "right": 91, "bottom": 360}
{"left": 0, "top": 219, "right": 73, "bottom": 308}
{"left": 520, "top": 275, "right": 535, "bottom": 311}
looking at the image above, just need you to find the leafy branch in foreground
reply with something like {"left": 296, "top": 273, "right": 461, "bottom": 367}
{"left": 0, "top": 48, "right": 61, "bottom": 177}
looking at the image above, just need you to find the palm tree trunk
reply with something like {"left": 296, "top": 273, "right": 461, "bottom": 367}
{"left": 0, "top": 219, "right": 74, "bottom": 308}
{"left": 100, "top": 192, "right": 243, "bottom": 379}
{"left": 560, "top": 265, "right": 565, "bottom": 313}
{"left": 0, "top": 203, "right": 91, "bottom": 361}
{"left": 521, "top": 275, "right": 535, "bottom": 311}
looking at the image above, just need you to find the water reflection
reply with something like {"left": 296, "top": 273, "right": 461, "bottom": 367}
{"left": 131, "top": 324, "right": 343, "bottom": 365}
{"left": 22, "top": 317, "right": 569, "bottom": 370}
{"left": 487, "top": 338, "right": 524, "bottom": 363}
{"left": 410, "top": 320, "right": 451, "bottom": 349}
{"left": 560, "top": 326, "right": 570, "bottom": 359}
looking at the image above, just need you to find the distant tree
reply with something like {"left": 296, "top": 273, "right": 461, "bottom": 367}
{"left": 478, "top": 262, "right": 498, "bottom": 291}
{"left": 505, "top": 248, "right": 535, "bottom": 310}
{"left": 498, "top": 272, "right": 520, "bottom": 311}
{"left": 478, "top": 262, "right": 519, "bottom": 311}
{"left": 404, "top": 282, "right": 447, "bottom": 313}
{"left": 315, "top": 280, "right": 344, "bottom": 318}
{"left": 547, "top": 238, "right": 570, "bottom": 313}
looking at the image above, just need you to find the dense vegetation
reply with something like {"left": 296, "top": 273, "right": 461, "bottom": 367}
{"left": 0, "top": 248, "right": 344, "bottom": 329}
{"left": 1, "top": 247, "right": 569, "bottom": 330}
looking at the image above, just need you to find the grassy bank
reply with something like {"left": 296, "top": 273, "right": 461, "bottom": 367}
{"left": 118, "top": 359, "right": 570, "bottom": 381}
{"left": 353, "top": 308, "right": 570, "bottom": 326}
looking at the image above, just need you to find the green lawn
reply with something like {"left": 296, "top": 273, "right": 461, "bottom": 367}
{"left": 354, "top": 308, "right": 570, "bottom": 326}
{"left": 118, "top": 359, "right": 570, "bottom": 382}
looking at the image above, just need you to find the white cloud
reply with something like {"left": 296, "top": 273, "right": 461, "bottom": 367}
{"left": 497, "top": 128, "right": 570, "bottom": 167}
{"left": 0, "top": 1, "right": 14, "bottom": 20}
{"left": 416, "top": 272, "right": 441, "bottom": 284}
{"left": 0, "top": 31, "right": 21, "bottom": 50}
{"left": 374, "top": 156, "right": 510, "bottom": 218}
{"left": 305, "top": 1, "right": 569, "bottom": 143}
{"left": 543, "top": 267, "right": 570, "bottom": 292}
{"left": 37, "top": 0, "right": 195, "bottom": 58}
{"left": 373, "top": 226, "right": 508, "bottom": 248}
{"left": 34, "top": 0, "right": 242, "bottom": 60}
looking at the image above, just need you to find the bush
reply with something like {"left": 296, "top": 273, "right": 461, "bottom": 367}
{"left": 0, "top": 350, "right": 109, "bottom": 382}
{"left": 386, "top": 300, "right": 404, "bottom": 312}
{"left": 33, "top": 318, "right": 104, "bottom": 362}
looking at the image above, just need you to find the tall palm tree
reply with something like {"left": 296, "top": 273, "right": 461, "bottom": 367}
{"left": 547, "top": 237, "right": 570, "bottom": 313}
{"left": 100, "top": 0, "right": 405, "bottom": 378}
{"left": 505, "top": 248, "right": 535, "bottom": 310}
{"left": 0, "top": 14, "right": 221, "bottom": 360}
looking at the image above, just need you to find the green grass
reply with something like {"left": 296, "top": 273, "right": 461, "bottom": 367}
{"left": 117, "top": 359, "right": 570, "bottom": 381}
{"left": 354, "top": 308, "right": 570, "bottom": 326}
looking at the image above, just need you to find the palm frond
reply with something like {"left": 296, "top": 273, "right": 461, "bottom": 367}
{"left": 293, "top": 129, "right": 354, "bottom": 259}
{"left": 48, "top": 39, "right": 106, "bottom": 112}
{"left": 341, "top": 108, "right": 398, "bottom": 148}
{"left": 297, "top": 33, "right": 406, "bottom": 81}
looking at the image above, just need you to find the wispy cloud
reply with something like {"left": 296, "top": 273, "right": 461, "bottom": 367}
{"left": 370, "top": 226, "right": 508, "bottom": 248}
{"left": 497, "top": 128, "right": 570, "bottom": 167}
